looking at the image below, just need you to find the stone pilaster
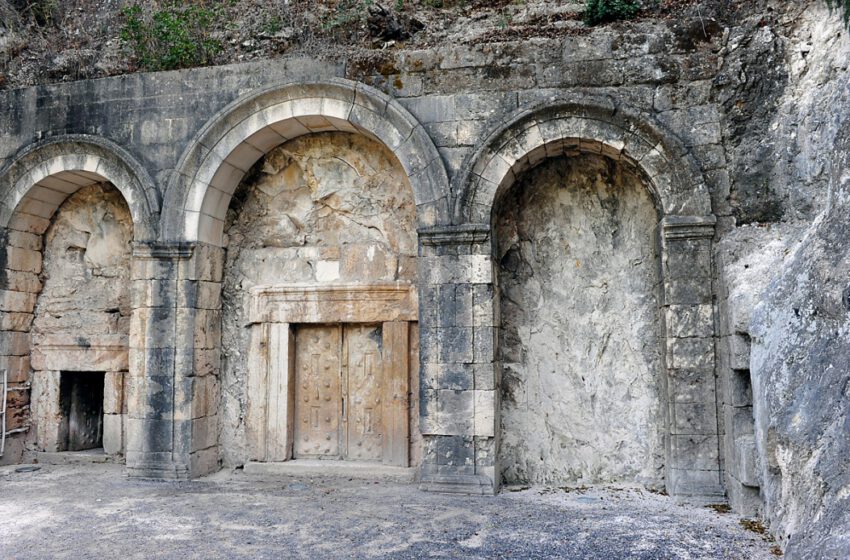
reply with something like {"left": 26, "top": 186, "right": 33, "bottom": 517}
{"left": 660, "top": 215, "right": 724, "bottom": 498}
{"left": 126, "top": 241, "right": 223, "bottom": 479}
{"left": 417, "top": 224, "right": 498, "bottom": 495}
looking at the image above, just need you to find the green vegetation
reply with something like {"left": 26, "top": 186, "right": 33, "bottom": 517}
{"left": 119, "top": 1, "right": 223, "bottom": 71}
{"left": 582, "top": 0, "right": 641, "bottom": 25}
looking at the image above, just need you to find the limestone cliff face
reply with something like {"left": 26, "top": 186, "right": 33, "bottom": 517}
{"left": 745, "top": 5, "right": 850, "bottom": 557}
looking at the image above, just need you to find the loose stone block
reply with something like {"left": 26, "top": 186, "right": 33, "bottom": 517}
{"left": 315, "top": 260, "right": 340, "bottom": 282}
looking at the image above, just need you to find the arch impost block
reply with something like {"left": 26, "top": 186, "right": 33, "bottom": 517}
{"left": 661, "top": 215, "right": 717, "bottom": 240}
{"left": 132, "top": 241, "right": 196, "bottom": 261}
{"left": 418, "top": 224, "right": 490, "bottom": 247}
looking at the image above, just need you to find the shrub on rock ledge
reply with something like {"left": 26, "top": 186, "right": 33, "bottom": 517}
{"left": 582, "top": 0, "right": 641, "bottom": 25}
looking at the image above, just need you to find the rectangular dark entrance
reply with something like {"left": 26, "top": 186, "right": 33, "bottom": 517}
{"left": 59, "top": 372, "right": 104, "bottom": 451}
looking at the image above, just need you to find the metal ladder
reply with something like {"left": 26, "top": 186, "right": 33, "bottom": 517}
{"left": 1, "top": 369, "right": 6, "bottom": 457}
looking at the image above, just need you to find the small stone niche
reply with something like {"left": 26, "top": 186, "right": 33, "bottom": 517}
{"left": 58, "top": 372, "right": 105, "bottom": 452}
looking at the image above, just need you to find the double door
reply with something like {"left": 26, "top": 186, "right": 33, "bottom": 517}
{"left": 293, "top": 324, "right": 407, "bottom": 464}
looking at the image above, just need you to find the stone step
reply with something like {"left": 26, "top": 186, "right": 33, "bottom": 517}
{"left": 243, "top": 460, "right": 417, "bottom": 483}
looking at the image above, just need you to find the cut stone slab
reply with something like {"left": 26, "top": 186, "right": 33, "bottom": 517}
{"left": 243, "top": 460, "right": 417, "bottom": 483}
{"left": 36, "top": 449, "right": 120, "bottom": 465}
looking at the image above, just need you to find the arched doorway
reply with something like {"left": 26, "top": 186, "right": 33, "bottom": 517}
{"left": 0, "top": 137, "right": 157, "bottom": 465}
{"left": 220, "top": 131, "right": 421, "bottom": 469}
{"left": 161, "top": 79, "right": 449, "bottom": 476}
{"left": 449, "top": 99, "right": 721, "bottom": 497}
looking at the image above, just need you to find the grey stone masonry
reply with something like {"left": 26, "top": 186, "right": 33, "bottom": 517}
{"left": 0, "top": 46, "right": 729, "bottom": 502}
{"left": 417, "top": 224, "right": 497, "bottom": 495}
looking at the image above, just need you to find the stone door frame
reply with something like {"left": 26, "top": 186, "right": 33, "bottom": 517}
{"left": 245, "top": 282, "right": 417, "bottom": 466}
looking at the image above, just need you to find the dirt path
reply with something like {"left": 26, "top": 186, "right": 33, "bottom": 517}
{"left": 0, "top": 463, "right": 776, "bottom": 559}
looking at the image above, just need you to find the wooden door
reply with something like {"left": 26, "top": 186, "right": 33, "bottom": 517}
{"left": 343, "top": 324, "right": 384, "bottom": 461}
{"left": 293, "top": 325, "right": 342, "bottom": 459}
{"left": 292, "top": 323, "right": 409, "bottom": 466}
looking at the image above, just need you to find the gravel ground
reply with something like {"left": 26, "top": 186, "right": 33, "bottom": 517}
{"left": 0, "top": 463, "right": 777, "bottom": 559}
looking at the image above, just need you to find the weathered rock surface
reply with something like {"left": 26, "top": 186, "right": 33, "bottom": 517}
{"left": 495, "top": 154, "right": 664, "bottom": 487}
{"left": 741, "top": 4, "right": 850, "bottom": 557}
{"left": 32, "top": 183, "right": 132, "bottom": 345}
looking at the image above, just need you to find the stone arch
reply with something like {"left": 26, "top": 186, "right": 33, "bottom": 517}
{"left": 452, "top": 95, "right": 712, "bottom": 224}
{"left": 162, "top": 78, "right": 449, "bottom": 245}
{"left": 0, "top": 135, "right": 154, "bottom": 463}
{"left": 0, "top": 135, "right": 159, "bottom": 241}
{"left": 440, "top": 97, "right": 722, "bottom": 497}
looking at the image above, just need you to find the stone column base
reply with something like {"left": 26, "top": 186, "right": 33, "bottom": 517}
{"left": 125, "top": 453, "right": 190, "bottom": 480}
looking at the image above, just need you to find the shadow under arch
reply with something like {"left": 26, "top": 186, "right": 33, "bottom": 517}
{"left": 0, "top": 134, "right": 160, "bottom": 240}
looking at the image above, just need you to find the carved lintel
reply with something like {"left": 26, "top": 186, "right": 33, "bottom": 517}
{"left": 418, "top": 224, "right": 490, "bottom": 246}
{"left": 661, "top": 215, "right": 716, "bottom": 241}
{"left": 132, "top": 241, "right": 195, "bottom": 260}
{"left": 248, "top": 282, "right": 417, "bottom": 325}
